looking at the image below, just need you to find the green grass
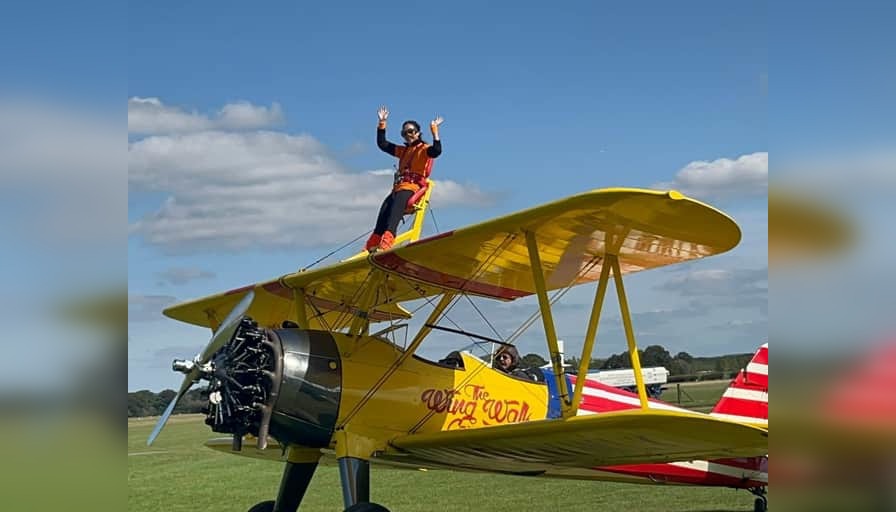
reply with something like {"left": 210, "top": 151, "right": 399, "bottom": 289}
{"left": 129, "top": 380, "right": 756, "bottom": 512}
{"left": 660, "top": 380, "right": 730, "bottom": 413}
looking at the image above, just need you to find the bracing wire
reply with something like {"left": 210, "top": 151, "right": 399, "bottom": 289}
{"left": 465, "top": 294, "right": 504, "bottom": 341}
{"left": 429, "top": 206, "right": 441, "bottom": 234}
{"left": 299, "top": 230, "right": 370, "bottom": 272}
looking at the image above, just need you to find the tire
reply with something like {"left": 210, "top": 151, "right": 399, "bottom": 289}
{"left": 753, "top": 497, "right": 767, "bottom": 512}
{"left": 344, "top": 502, "right": 390, "bottom": 512}
{"left": 247, "top": 500, "right": 275, "bottom": 512}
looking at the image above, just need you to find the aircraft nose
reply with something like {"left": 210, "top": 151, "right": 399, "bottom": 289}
{"left": 200, "top": 322, "right": 342, "bottom": 451}
{"left": 268, "top": 329, "right": 342, "bottom": 448}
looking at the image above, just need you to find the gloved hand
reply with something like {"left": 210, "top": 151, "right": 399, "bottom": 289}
{"left": 377, "top": 105, "right": 389, "bottom": 129}
{"left": 430, "top": 115, "right": 443, "bottom": 139}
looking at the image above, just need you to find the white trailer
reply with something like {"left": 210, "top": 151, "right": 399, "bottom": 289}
{"left": 587, "top": 367, "right": 670, "bottom": 398}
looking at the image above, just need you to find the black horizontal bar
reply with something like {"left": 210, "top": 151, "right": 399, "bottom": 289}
{"left": 424, "top": 324, "right": 512, "bottom": 347}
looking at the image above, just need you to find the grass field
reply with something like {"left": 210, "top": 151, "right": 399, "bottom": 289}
{"left": 661, "top": 379, "right": 733, "bottom": 412}
{"left": 129, "top": 380, "right": 757, "bottom": 512}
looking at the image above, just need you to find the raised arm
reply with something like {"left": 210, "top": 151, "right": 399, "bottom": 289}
{"left": 376, "top": 105, "right": 397, "bottom": 155}
{"left": 427, "top": 115, "right": 443, "bottom": 158}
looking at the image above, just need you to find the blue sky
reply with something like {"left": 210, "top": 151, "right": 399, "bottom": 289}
{"left": 125, "top": 2, "right": 769, "bottom": 391}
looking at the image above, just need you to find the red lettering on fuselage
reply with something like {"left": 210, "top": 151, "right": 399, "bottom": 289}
{"left": 420, "top": 385, "right": 532, "bottom": 430}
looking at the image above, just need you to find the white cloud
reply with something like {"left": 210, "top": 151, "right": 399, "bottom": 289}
{"left": 659, "top": 267, "right": 767, "bottom": 297}
{"left": 155, "top": 267, "right": 216, "bottom": 286}
{"left": 656, "top": 152, "right": 768, "bottom": 199}
{"left": 128, "top": 97, "right": 284, "bottom": 135}
{"left": 431, "top": 179, "right": 493, "bottom": 207}
{"left": 129, "top": 113, "right": 494, "bottom": 253}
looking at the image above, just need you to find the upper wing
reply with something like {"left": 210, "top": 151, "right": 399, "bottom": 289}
{"left": 164, "top": 188, "right": 740, "bottom": 329}
{"left": 369, "top": 188, "right": 739, "bottom": 300}
{"left": 379, "top": 409, "right": 767, "bottom": 472}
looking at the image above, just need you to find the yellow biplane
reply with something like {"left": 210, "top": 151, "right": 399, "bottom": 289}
{"left": 148, "top": 186, "right": 767, "bottom": 512}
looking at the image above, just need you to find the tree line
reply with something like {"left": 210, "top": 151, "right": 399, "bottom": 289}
{"left": 560, "top": 344, "right": 753, "bottom": 380}
{"left": 129, "top": 344, "right": 753, "bottom": 417}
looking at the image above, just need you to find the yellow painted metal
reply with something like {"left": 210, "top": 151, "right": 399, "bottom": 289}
{"left": 333, "top": 428, "right": 384, "bottom": 460}
{"left": 333, "top": 334, "right": 550, "bottom": 446}
{"left": 342, "top": 180, "right": 435, "bottom": 263}
{"left": 347, "top": 271, "right": 386, "bottom": 338}
{"left": 570, "top": 260, "right": 612, "bottom": 414}
{"left": 392, "top": 179, "right": 434, "bottom": 248}
{"left": 525, "top": 230, "right": 572, "bottom": 417}
{"left": 163, "top": 188, "right": 741, "bottom": 331}
{"left": 293, "top": 288, "right": 308, "bottom": 328}
{"left": 609, "top": 254, "right": 650, "bottom": 409}
{"left": 337, "top": 293, "right": 457, "bottom": 429}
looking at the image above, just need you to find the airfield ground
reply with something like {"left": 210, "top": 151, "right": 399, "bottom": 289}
{"left": 129, "top": 379, "right": 757, "bottom": 512}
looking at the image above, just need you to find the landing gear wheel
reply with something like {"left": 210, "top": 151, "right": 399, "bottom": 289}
{"left": 753, "top": 496, "right": 767, "bottom": 512}
{"left": 247, "top": 500, "right": 275, "bottom": 512}
{"left": 344, "top": 502, "right": 390, "bottom": 512}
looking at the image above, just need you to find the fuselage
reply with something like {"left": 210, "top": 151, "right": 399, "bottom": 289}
{"left": 207, "top": 328, "right": 766, "bottom": 489}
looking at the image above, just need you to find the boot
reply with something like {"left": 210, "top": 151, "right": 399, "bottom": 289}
{"left": 364, "top": 233, "right": 381, "bottom": 253}
{"left": 378, "top": 231, "right": 395, "bottom": 251}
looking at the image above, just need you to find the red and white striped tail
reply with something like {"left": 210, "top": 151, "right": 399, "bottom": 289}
{"left": 710, "top": 343, "right": 768, "bottom": 426}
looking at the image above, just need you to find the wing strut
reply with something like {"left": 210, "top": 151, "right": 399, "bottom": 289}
{"left": 293, "top": 288, "right": 308, "bottom": 328}
{"left": 526, "top": 228, "right": 653, "bottom": 416}
{"left": 610, "top": 253, "right": 651, "bottom": 409}
{"left": 525, "top": 230, "right": 574, "bottom": 417}
{"left": 337, "top": 292, "right": 458, "bottom": 429}
{"left": 348, "top": 271, "right": 386, "bottom": 338}
{"left": 562, "top": 251, "right": 652, "bottom": 412}
{"left": 570, "top": 259, "right": 611, "bottom": 412}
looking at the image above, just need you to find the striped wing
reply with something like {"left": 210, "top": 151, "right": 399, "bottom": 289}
{"left": 710, "top": 343, "right": 769, "bottom": 427}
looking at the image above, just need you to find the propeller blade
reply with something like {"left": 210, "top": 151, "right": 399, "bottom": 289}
{"left": 147, "top": 374, "right": 194, "bottom": 446}
{"left": 198, "top": 290, "right": 255, "bottom": 364}
{"left": 146, "top": 290, "right": 255, "bottom": 446}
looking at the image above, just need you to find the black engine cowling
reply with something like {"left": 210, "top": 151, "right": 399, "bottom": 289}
{"left": 202, "top": 318, "right": 342, "bottom": 451}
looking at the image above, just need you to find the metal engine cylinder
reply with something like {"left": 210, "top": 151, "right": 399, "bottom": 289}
{"left": 202, "top": 318, "right": 342, "bottom": 450}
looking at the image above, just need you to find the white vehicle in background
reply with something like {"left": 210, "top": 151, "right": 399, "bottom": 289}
{"left": 587, "top": 366, "right": 670, "bottom": 398}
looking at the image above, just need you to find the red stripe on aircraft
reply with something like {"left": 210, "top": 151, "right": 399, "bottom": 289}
{"left": 405, "top": 230, "right": 455, "bottom": 247}
{"left": 569, "top": 376, "right": 675, "bottom": 412}
{"left": 712, "top": 397, "right": 768, "bottom": 419}
{"left": 261, "top": 281, "right": 291, "bottom": 299}
{"left": 752, "top": 346, "right": 769, "bottom": 365}
{"left": 599, "top": 463, "right": 765, "bottom": 488}
{"left": 742, "top": 371, "right": 768, "bottom": 389}
{"left": 711, "top": 457, "right": 768, "bottom": 471}
{"left": 723, "top": 369, "right": 768, "bottom": 391}
{"left": 372, "top": 252, "right": 530, "bottom": 300}
{"left": 224, "top": 284, "right": 255, "bottom": 295}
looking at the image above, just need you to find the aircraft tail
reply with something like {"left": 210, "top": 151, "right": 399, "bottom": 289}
{"left": 710, "top": 343, "right": 768, "bottom": 426}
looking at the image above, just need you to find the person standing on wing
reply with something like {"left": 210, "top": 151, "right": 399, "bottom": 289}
{"left": 365, "top": 105, "right": 443, "bottom": 252}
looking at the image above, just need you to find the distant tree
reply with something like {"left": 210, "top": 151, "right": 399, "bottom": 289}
{"left": 128, "top": 390, "right": 158, "bottom": 417}
{"left": 521, "top": 353, "right": 548, "bottom": 368}
{"left": 641, "top": 345, "right": 672, "bottom": 367}
{"left": 674, "top": 351, "right": 693, "bottom": 363}
{"left": 601, "top": 352, "right": 632, "bottom": 369}
{"left": 668, "top": 358, "right": 692, "bottom": 376}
